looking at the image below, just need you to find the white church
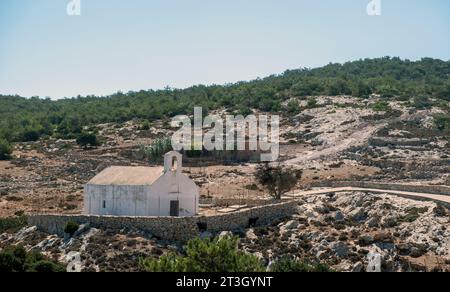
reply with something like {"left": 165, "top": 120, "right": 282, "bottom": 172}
{"left": 84, "top": 151, "right": 199, "bottom": 217}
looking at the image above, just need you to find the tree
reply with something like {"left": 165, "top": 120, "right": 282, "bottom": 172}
{"left": 139, "top": 236, "right": 265, "bottom": 272}
{"left": 371, "top": 101, "right": 391, "bottom": 112}
{"left": 411, "top": 96, "right": 433, "bottom": 109}
{"left": 0, "top": 245, "right": 65, "bottom": 272}
{"left": 21, "top": 129, "right": 40, "bottom": 142}
{"left": 76, "top": 132, "right": 99, "bottom": 149}
{"left": 0, "top": 139, "right": 12, "bottom": 160}
{"left": 434, "top": 114, "right": 450, "bottom": 132}
{"left": 63, "top": 221, "right": 80, "bottom": 236}
{"left": 138, "top": 138, "right": 173, "bottom": 162}
{"left": 255, "top": 163, "right": 302, "bottom": 200}
{"left": 286, "top": 100, "right": 301, "bottom": 115}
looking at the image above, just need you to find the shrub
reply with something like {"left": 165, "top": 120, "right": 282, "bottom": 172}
{"left": 139, "top": 236, "right": 265, "bottom": 272}
{"left": 270, "top": 257, "right": 334, "bottom": 272}
{"left": 411, "top": 96, "right": 433, "bottom": 109}
{"left": 0, "top": 139, "right": 12, "bottom": 160}
{"left": 21, "top": 129, "right": 40, "bottom": 142}
{"left": 0, "top": 215, "right": 27, "bottom": 234}
{"left": 306, "top": 98, "right": 319, "bottom": 109}
{"left": 76, "top": 132, "right": 99, "bottom": 149}
{"left": 28, "top": 260, "right": 66, "bottom": 273}
{"left": 255, "top": 163, "right": 302, "bottom": 200}
{"left": 63, "top": 221, "right": 79, "bottom": 236}
{"left": 0, "top": 246, "right": 65, "bottom": 272}
{"left": 286, "top": 100, "right": 301, "bottom": 115}
{"left": 434, "top": 114, "right": 450, "bottom": 132}
{"left": 140, "top": 120, "right": 151, "bottom": 131}
{"left": 371, "top": 101, "right": 391, "bottom": 112}
{"left": 138, "top": 138, "right": 172, "bottom": 162}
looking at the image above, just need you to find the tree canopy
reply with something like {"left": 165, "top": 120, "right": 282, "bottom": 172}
{"left": 1, "top": 57, "right": 449, "bottom": 143}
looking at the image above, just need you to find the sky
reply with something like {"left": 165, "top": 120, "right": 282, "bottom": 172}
{"left": 0, "top": 0, "right": 449, "bottom": 99}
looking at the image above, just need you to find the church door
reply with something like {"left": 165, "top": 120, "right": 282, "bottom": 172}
{"left": 170, "top": 200, "right": 180, "bottom": 217}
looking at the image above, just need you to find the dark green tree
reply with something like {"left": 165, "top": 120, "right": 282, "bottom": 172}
{"left": 0, "top": 139, "right": 12, "bottom": 160}
{"left": 139, "top": 236, "right": 265, "bottom": 272}
{"left": 76, "top": 132, "right": 99, "bottom": 149}
{"left": 255, "top": 163, "right": 302, "bottom": 200}
{"left": 0, "top": 246, "right": 65, "bottom": 273}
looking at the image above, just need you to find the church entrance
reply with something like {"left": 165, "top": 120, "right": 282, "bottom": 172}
{"left": 170, "top": 200, "right": 180, "bottom": 217}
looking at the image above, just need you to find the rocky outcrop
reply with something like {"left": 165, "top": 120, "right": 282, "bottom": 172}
{"left": 240, "top": 191, "right": 450, "bottom": 272}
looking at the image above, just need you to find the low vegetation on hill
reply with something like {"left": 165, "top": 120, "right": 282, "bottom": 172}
{"left": 0, "top": 139, "right": 12, "bottom": 160}
{"left": 139, "top": 236, "right": 266, "bottom": 272}
{"left": 139, "top": 236, "right": 332, "bottom": 272}
{"left": 0, "top": 57, "right": 449, "bottom": 144}
{"left": 0, "top": 245, "right": 65, "bottom": 272}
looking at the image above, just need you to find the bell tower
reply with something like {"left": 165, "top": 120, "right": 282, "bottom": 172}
{"left": 164, "top": 151, "right": 182, "bottom": 175}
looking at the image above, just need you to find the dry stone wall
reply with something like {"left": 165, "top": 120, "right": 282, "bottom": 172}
{"left": 28, "top": 200, "right": 299, "bottom": 242}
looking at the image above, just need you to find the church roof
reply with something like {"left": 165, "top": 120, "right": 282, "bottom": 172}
{"left": 87, "top": 166, "right": 164, "bottom": 186}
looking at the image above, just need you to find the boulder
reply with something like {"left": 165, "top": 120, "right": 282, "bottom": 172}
{"left": 366, "top": 252, "right": 382, "bottom": 272}
{"left": 245, "top": 229, "right": 258, "bottom": 240}
{"left": 358, "top": 235, "right": 374, "bottom": 246}
{"left": 352, "top": 262, "right": 364, "bottom": 273}
{"left": 334, "top": 211, "right": 345, "bottom": 222}
{"left": 331, "top": 242, "right": 350, "bottom": 257}
{"left": 381, "top": 216, "right": 398, "bottom": 228}
{"left": 349, "top": 207, "right": 367, "bottom": 222}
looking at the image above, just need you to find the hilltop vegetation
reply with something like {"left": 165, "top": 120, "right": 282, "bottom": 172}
{"left": 0, "top": 57, "right": 449, "bottom": 144}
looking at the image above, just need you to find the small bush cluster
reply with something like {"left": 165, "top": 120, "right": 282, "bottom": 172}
{"left": 371, "top": 101, "right": 391, "bottom": 112}
{"left": 434, "top": 114, "right": 450, "bottom": 133}
{"left": 138, "top": 138, "right": 173, "bottom": 162}
{"left": 0, "top": 245, "right": 65, "bottom": 272}
{"left": 0, "top": 215, "right": 27, "bottom": 234}
{"left": 63, "top": 221, "right": 80, "bottom": 236}
{"left": 76, "top": 132, "right": 100, "bottom": 149}
{"left": 139, "top": 236, "right": 334, "bottom": 273}
{"left": 139, "top": 236, "right": 265, "bottom": 272}
{"left": 0, "top": 139, "right": 12, "bottom": 160}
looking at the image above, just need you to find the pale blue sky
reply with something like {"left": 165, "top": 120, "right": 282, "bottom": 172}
{"left": 0, "top": 0, "right": 449, "bottom": 99}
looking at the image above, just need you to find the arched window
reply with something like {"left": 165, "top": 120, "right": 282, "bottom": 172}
{"left": 171, "top": 157, "right": 178, "bottom": 171}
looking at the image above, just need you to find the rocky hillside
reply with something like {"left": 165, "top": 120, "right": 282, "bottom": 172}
{"left": 1, "top": 192, "right": 448, "bottom": 272}
{"left": 242, "top": 192, "right": 449, "bottom": 272}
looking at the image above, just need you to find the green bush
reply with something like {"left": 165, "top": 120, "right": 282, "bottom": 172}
{"left": 140, "top": 120, "right": 151, "bottom": 131}
{"left": 0, "top": 139, "right": 12, "bottom": 160}
{"left": 76, "top": 132, "right": 99, "bottom": 149}
{"left": 0, "top": 245, "right": 65, "bottom": 272}
{"left": 434, "top": 114, "right": 450, "bottom": 132}
{"left": 371, "top": 101, "right": 391, "bottom": 112}
{"left": 270, "top": 257, "right": 334, "bottom": 272}
{"left": 411, "top": 96, "right": 433, "bottom": 109}
{"left": 138, "top": 138, "right": 173, "bottom": 162}
{"left": 255, "top": 163, "right": 302, "bottom": 200}
{"left": 139, "top": 236, "right": 265, "bottom": 272}
{"left": 63, "top": 221, "right": 79, "bottom": 236}
{"left": 286, "top": 100, "right": 301, "bottom": 115}
{"left": 0, "top": 215, "right": 27, "bottom": 234}
{"left": 21, "top": 129, "right": 40, "bottom": 142}
{"left": 306, "top": 98, "right": 319, "bottom": 109}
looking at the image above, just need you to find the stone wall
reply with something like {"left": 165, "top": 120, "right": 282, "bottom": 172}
{"left": 199, "top": 197, "right": 289, "bottom": 207}
{"left": 27, "top": 200, "right": 299, "bottom": 242}
{"left": 369, "top": 137, "right": 431, "bottom": 147}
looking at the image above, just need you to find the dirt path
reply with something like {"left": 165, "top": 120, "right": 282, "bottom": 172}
{"left": 285, "top": 122, "right": 383, "bottom": 165}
